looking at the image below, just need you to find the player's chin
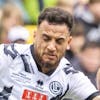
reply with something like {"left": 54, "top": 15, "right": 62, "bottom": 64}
{"left": 43, "top": 58, "right": 58, "bottom": 66}
{"left": 42, "top": 55, "right": 58, "bottom": 64}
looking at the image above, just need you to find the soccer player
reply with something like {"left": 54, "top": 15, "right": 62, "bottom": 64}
{"left": 0, "top": 7, "right": 100, "bottom": 100}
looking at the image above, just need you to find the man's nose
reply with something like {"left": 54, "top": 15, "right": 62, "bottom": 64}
{"left": 47, "top": 41, "right": 56, "bottom": 51}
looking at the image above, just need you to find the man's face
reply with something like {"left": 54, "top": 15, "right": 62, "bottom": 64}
{"left": 34, "top": 21, "right": 72, "bottom": 67}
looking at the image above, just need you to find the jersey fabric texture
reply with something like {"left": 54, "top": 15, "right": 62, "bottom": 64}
{"left": 0, "top": 44, "right": 99, "bottom": 100}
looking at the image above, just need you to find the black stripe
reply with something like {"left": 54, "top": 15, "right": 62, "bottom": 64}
{"left": 30, "top": 45, "right": 42, "bottom": 72}
{"left": 20, "top": 55, "right": 31, "bottom": 73}
{"left": 85, "top": 91, "right": 100, "bottom": 100}
{"left": 11, "top": 44, "right": 18, "bottom": 55}
{"left": 0, "top": 86, "right": 13, "bottom": 100}
{"left": 60, "top": 84, "right": 69, "bottom": 100}
{"left": 4, "top": 44, "right": 18, "bottom": 59}
{"left": 63, "top": 64, "right": 78, "bottom": 75}
{"left": 20, "top": 54, "right": 34, "bottom": 74}
{"left": 50, "top": 92, "right": 62, "bottom": 100}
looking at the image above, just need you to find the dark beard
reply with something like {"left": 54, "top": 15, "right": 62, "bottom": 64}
{"left": 35, "top": 52, "right": 60, "bottom": 71}
{"left": 32, "top": 45, "right": 62, "bottom": 71}
{"left": 41, "top": 60, "right": 57, "bottom": 68}
{"left": 37, "top": 55, "right": 58, "bottom": 69}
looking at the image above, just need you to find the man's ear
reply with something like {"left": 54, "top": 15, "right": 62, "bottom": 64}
{"left": 66, "top": 36, "right": 72, "bottom": 50}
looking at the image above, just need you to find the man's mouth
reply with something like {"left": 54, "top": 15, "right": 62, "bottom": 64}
{"left": 44, "top": 53, "right": 57, "bottom": 60}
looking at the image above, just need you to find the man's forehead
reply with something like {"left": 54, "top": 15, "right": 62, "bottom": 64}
{"left": 41, "top": 32, "right": 68, "bottom": 40}
{"left": 38, "top": 21, "right": 69, "bottom": 33}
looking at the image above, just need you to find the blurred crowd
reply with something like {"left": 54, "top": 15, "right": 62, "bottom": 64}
{"left": 0, "top": 0, "right": 100, "bottom": 92}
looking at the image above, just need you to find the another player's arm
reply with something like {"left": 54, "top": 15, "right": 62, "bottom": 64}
{"left": 96, "top": 68, "right": 100, "bottom": 90}
{"left": 93, "top": 96, "right": 100, "bottom": 100}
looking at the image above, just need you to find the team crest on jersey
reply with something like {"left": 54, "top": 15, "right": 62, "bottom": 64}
{"left": 49, "top": 81, "right": 63, "bottom": 95}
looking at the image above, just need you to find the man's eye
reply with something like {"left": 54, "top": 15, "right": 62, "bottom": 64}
{"left": 56, "top": 39, "right": 64, "bottom": 44}
{"left": 43, "top": 36, "right": 50, "bottom": 41}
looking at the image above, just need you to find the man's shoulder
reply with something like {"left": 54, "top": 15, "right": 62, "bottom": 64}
{"left": 0, "top": 43, "right": 31, "bottom": 59}
{"left": 13, "top": 43, "right": 31, "bottom": 53}
{"left": 60, "top": 57, "right": 79, "bottom": 75}
{"left": 0, "top": 43, "right": 30, "bottom": 49}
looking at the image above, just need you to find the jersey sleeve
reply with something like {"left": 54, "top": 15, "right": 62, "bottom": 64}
{"left": 63, "top": 72, "right": 99, "bottom": 100}
{"left": 0, "top": 44, "right": 8, "bottom": 78}
{"left": 0, "top": 44, "right": 13, "bottom": 79}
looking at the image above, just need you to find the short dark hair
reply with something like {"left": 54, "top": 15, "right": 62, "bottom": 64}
{"left": 38, "top": 7, "right": 74, "bottom": 33}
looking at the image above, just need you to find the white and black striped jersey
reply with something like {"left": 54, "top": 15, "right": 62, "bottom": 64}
{"left": 0, "top": 44, "right": 99, "bottom": 100}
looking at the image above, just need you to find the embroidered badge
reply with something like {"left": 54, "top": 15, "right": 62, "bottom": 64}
{"left": 49, "top": 81, "right": 63, "bottom": 95}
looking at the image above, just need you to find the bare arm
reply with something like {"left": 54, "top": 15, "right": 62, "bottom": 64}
{"left": 93, "top": 96, "right": 100, "bottom": 100}
{"left": 96, "top": 68, "right": 100, "bottom": 90}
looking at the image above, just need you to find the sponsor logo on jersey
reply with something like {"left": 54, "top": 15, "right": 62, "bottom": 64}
{"left": 22, "top": 89, "right": 48, "bottom": 100}
{"left": 49, "top": 81, "right": 63, "bottom": 95}
{"left": 37, "top": 80, "right": 43, "bottom": 86}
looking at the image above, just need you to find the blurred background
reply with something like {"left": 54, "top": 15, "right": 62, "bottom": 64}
{"left": 0, "top": 0, "right": 88, "bottom": 44}
{"left": 0, "top": 0, "right": 100, "bottom": 91}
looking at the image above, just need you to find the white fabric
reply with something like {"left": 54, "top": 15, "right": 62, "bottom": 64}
{"left": 0, "top": 44, "right": 98, "bottom": 100}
